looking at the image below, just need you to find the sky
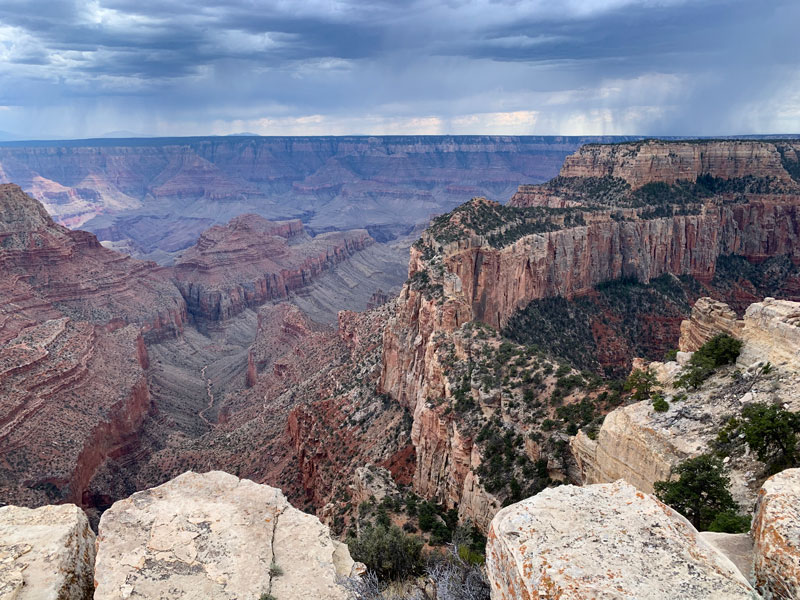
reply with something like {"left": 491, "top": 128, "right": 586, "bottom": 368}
{"left": 0, "top": 0, "right": 798, "bottom": 138}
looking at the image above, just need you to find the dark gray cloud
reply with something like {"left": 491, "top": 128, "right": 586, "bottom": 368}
{"left": 0, "top": 0, "right": 797, "bottom": 137}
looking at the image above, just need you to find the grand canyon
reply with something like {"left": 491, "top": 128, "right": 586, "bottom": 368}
{"left": 3, "top": 138, "right": 800, "bottom": 599}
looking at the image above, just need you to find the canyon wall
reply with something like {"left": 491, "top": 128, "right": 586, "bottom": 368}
{"left": 555, "top": 139, "right": 798, "bottom": 187}
{"left": 172, "top": 214, "right": 373, "bottom": 321}
{"left": 434, "top": 200, "right": 799, "bottom": 331}
{"left": 0, "top": 135, "right": 636, "bottom": 256}
{"left": 380, "top": 140, "right": 800, "bottom": 529}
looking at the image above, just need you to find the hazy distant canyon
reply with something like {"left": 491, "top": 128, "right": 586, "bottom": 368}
{"left": 0, "top": 135, "right": 638, "bottom": 262}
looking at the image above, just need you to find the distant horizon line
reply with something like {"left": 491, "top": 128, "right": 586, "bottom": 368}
{"left": 1, "top": 133, "right": 799, "bottom": 147}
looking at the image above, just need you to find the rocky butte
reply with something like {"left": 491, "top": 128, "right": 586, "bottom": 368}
{"left": 379, "top": 139, "right": 800, "bottom": 528}
{"left": 172, "top": 214, "right": 372, "bottom": 321}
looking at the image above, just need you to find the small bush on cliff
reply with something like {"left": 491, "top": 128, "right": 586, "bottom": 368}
{"left": 737, "top": 403, "right": 800, "bottom": 473}
{"left": 624, "top": 368, "right": 658, "bottom": 401}
{"left": 651, "top": 394, "right": 669, "bottom": 413}
{"left": 654, "top": 454, "right": 745, "bottom": 531}
{"left": 347, "top": 524, "right": 424, "bottom": 581}
{"left": 676, "top": 334, "right": 742, "bottom": 389}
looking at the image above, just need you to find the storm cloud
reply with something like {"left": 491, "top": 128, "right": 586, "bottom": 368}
{"left": 0, "top": 0, "right": 797, "bottom": 138}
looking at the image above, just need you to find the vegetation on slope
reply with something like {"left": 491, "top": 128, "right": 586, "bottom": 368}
{"left": 503, "top": 274, "right": 699, "bottom": 376}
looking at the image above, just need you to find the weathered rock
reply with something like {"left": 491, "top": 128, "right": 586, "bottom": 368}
{"left": 352, "top": 465, "right": 401, "bottom": 505}
{"left": 679, "top": 296, "right": 743, "bottom": 352}
{"left": 94, "top": 471, "right": 351, "bottom": 600}
{"left": 752, "top": 468, "right": 800, "bottom": 598}
{"left": 571, "top": 298, "right": 800, "bottom": 508}
{"left": 699, "top": 532, "right": 754, "bottom": 584}
{"left": 739, "top": 298, "right": 800, "bottom": 370}
{"left": 486, "top": 480, "right": 757, "bottom": 599}
{"left": 0, "top": 504, "right": 95, "bottom": 600}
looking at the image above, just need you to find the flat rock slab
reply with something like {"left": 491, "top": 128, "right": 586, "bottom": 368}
{"left": 699, "top": 532, "right": 754, "bottom": 583}
{"left": 486, "top": 480, "right": 758, "bottom": 600}
{"left": 752, "top": 468, "right": 800, "bottom": 599}
{"left": 0, "top": 504, "right": 95, "bottom": 600}
{"left": 94, "top": 470, "right": 351, "bottom": 600}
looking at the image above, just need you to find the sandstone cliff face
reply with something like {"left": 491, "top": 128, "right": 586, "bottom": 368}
{"left": 554, "top": 139, "right": 799, "bottom": 188}
{"left": 571, "top": 298, "right": 800, "bottom": 508}
{"left": 0, "top": 504, "right": 96, "bottom": 600}
{"left": 429, "top": 200, "right": 800, "bottom": 331}
{"left": 95, "top": 471, "right": 353, "bottom": 600}
{"left": 172, "top": 214, "right": 373, "bottom": 321}
{"left": 752, "top": 468, "right": 800, "bottom": 599}
{"left": 381, "top": 140, "right": 800, "bottom": 531}
{"left": 486, "top": 480, "right": 757, "bottom": 599}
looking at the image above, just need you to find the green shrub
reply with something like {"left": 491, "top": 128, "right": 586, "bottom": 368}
{"left": 739, "top": 403, "right": 800, "bottom": 473}
{"left": 708, "top": 510, "right": 751, "bottom": 534}
{"left": 652, "top": 395, "right": 669, "bottom": 412}
{"left": 430, "top": 520, "right": 452, "bottom": 545}
{"left": 654, "top": 454, "right": 737, "bottom": 530}
{"left": 677, "top": 334, "right": 742, "bottom": 389}
{"left": 268, "top": 562, "right": 283, "bottom": 577}
{"left": 625, "top": 368, "right": 658, "bottom": 401}
{"left": 417, "top": 501, "right": 437, "bottom": 532}
{"left": 347, "top": 524, "right": 424, "bottom": 581}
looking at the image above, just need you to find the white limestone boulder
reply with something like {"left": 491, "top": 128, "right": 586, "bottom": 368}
{"left": 0, "top": 504, "right": 95, "bottom": 600}
{"left": 94, "top": 471, "right": 352, "bottom": 600}
{"left": 752, "top": 468, "right": 800, "bottom": 599}
{"left": 486, "top": 480, "right": 757, "bottom": 599}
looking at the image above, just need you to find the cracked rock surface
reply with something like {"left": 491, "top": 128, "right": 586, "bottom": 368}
{"left": 486, "top": 480, "right": 758, "bottom": 600}
{"left": 0, "top": 504, "right": 95, "bottom": 600}
{"left": 94, "top": 471, "right": 352, "bottom": 600}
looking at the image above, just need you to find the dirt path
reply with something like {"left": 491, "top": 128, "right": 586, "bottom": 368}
{"left": 198, "top": 365, "right": 216, "bottom": 429}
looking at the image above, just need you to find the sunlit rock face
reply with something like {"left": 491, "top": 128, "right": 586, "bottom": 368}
{"left": 0, "top": 504, "right": 96, "bottom": 600}
{"left": 571, "top": 297, "right": 800, "bottom": 509}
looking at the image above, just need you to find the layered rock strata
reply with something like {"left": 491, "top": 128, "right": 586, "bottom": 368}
{"left": 381, "top": 140, "right": 800, "bottom": 528}
{"left": 172, "top": 214, "right": 373, "bottom": 321}
{"left": 0, "top": 184, "right": 187, "bottom": 343}
{"left": 0, "top": 135, "right": 631, "bottom": 248}
{"left": 486, "top": 480, "right": 757, "bottom": 599}
{"left": 752, "top": 468, "right": 800, "bottom": 598}
{"left": 94, "top": 471, "right": 353, "bottom": 600}
{"left": 0, "top": 185, "right": 189, "bottom": 507}
{"left": 0, "top": 504, "right": 95, "bottom": 600}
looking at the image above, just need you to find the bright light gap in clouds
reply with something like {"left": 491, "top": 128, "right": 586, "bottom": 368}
{"left": 0, "top": 0, "right": 797, "bottom": 138}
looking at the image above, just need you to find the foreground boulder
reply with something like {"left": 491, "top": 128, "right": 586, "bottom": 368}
{"left": 752, "top": 468, "right": 800, "bottom": 598}
{"left": 486, "top": 480, "right": 756, "bottom": 599}
{"left": 94, "top": 471, "right": 353, "bottom": 600}
{"left": 0, "top": 504, "right": 95, "bottom": 600}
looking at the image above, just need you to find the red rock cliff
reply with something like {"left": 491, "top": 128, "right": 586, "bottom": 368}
{"left": 380, "top": 140, "right": 800, "bottom": 528}
{"left": 172, "top": 214, "right": 373, "bottom": 321}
